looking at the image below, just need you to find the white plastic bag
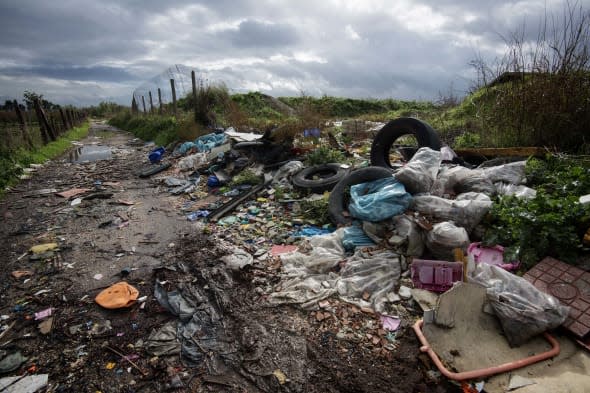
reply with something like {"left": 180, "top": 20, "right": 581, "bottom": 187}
{"left": 482, "top": 161, "right": 527, "bottom": 185}
{"left": 412, "top": 194, "right": 492, "bottom": 230}
{"left": 425, "top": 221, "right": 469, "bottom": 259}
{"left": 469, "top": 263, "right": 569, "bottom": 347}
{"left": 394, "top": 147, "right": 442, "bottom": 194}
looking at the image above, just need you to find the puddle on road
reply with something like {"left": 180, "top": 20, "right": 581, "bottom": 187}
{"left": 69, "top": 145, "right": 112, "bottom": 163}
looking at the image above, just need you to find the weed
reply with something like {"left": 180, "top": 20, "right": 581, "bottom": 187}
{"left": 306, "top": 145, "right": 346, "bottom": 166}
{"left": 230, "top": 169, "right": 263, "bottom": 186}
{"left": 299, "top": 197, "right": 330, "bottom": 224}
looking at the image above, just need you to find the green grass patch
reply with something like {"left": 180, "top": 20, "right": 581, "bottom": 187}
{"left": 109, "top": 112, "right": 178, "bottom": 146}
{"left": 1, "top": 121, "right": 90, "bottom": 195}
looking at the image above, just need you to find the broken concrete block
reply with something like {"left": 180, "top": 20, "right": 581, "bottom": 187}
{"left": 434, "top": 282, "right": 487, "bottom": 328}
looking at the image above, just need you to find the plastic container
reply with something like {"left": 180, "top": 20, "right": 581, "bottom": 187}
{"left": 410, "top": 259, "right": 463, "bottom": 292}
{"left": 149, "top": 147, "right": 166, "bottom": 163}
{"left": 466, "top": 242, "right": 519, "bottom": 273}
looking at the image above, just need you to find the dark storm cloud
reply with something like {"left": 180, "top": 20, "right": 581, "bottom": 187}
{"left": 0, "top": 0, "right": 587, "bottom": 105}
{"left": 0, "top": 64, "right": 138, "bottom": 82}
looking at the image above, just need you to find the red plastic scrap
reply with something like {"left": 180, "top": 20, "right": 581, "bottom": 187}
{"left": 523, "top": 257, "right": 590, "bottom": 339}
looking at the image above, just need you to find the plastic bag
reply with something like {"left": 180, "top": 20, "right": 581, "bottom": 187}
{"left": 481, "top": 161, "right": 527, "bottom": 185}
{"left": 178, "top": 152, "right": 208, "bottom": 171}
{"left": 362, "top": 220, "right": 394, "bottom": 244}
{"left": 394, "top": 147, "right": 442, "bottom": 194}
{"left": 390, "top": 215, "right": 424, "bottom": 257}
{"left": 272, "top": 160, "right": 304, "bottom": 185}
{"left": 432, "top": 166, "right": 495, "bottom": 196}
{"left": 469, "top": 263, "right": 569, "bottom": 347}
{"left": 348, "top": 177, "right": 412, "bottom": 222}
{"left": 337, "top": 248, "right": 402, "bottom": 313}
{"left": 411, "top": 195, "right": 492, "bottom": 230}
{"left": 425, "top": 221, "right": 469, "bottom": 259}
{"left": 342, "top": 225, "right": 376, "bottom": 250}
{"left": 495, "top": 182, "right": 537, "bottom": 199}
{"left": 431, "top": 165, "right": 469, "bottom": 196}
{"left": 454, "top": 171, "right": 496, "bottom": 196}
{"left": 455, "top": 192, "right": 492, "bottom": 202}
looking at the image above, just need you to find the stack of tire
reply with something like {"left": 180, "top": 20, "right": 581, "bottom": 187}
{"left": 327, "top": 118, "right": 442, "bottom": 225}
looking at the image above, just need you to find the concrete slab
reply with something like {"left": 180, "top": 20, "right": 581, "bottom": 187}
{"left": 422, "top": 282, "right": 590, "bottom": 393}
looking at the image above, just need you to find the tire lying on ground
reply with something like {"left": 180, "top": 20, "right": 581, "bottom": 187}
{"left": 328, "top": 166, "right": 394, "bottom": 226}
{"left": 370, "top": 117, "right": 442, "bottom": 169}
{"left": 292, "top": 163, "right": 351, "bottom": 193}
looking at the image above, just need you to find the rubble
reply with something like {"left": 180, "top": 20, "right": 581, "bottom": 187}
{"left": 1, "top": 118, "right": 588, "bottom": 392}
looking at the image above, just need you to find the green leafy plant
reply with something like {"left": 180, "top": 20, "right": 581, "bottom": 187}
{"left": 230, "top": 169, "right": 262, "bottom": 186}
{"left": 483, "top": 155, "right": 590, "bottom": 269}
{"left": 306, "top": 145, "right": 346, "bottom": 166}
{"left": 299, "top": 197, "right": 330, "bottom": 224}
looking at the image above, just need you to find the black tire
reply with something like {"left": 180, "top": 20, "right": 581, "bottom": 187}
{"left": 328, "top": 166, "right": 394, "bottom": 225}
{"left": 292, "top": 163, "right": 351, "bottom": 193}
{"left": 370, "top": 117, "right": 442, "bottom": 168}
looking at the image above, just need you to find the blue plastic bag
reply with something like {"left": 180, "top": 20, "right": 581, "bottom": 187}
{"left": 342, "top": 225, "right": 375, "bottom": 250}
{"left": 348, "top": 177, "right": 412, "bottom": 222}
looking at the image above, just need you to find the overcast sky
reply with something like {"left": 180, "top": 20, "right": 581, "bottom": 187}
{"left": 0, "top": 0, "right": 586, "bottom": 106}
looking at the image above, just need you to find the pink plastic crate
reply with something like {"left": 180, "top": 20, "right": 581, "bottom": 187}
{"left": 410, "top": 259, "right": 463, "bottom": 292}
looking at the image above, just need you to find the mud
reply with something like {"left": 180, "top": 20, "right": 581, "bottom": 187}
{"left": 0, "top": 121, "right": 458, "bottom": 392}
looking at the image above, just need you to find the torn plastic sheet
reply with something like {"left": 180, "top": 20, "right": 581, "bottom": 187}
{"left": 495, "top": 182, "right": 537, "bottom": 199}
{"left": 145, "top": 321, "right": 181, "bottom": 356}
{"left": 153, "top": 281, "right": 235, "bottom": 366}
{"left": 269, "top": 230, "right": 402, "bottom": 314}
{"left": 390, "top": 214, "right": 424, "bottom": 257}
{"left": 221, "top": 247, "right": 254, "bottom": 271}
{"left": 337, "top": 248, "right": 402, "bottom": 313}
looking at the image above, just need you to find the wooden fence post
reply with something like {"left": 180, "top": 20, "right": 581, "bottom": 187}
{"left": 191, "top": 70, "right": 198, "bottom": 122}
{"left": 34, "top": 98, "right": 55, "bottom": 143}
{"left": 59, "top": 107, "right": 70, "bottom": 130}
{"left": 141, "top": 96, "right": 147, "bottom": 115}
{"left": 157, "top": 88, "right": 163, "bottom": 114}
{"left": 50, "top": 112, "right": 60, "bottom": 136}
{"left": 14, "top": 100, "right": 34, "bottom": 148}
{"left": 148, "top": 91, "right": 154, "bottom": 113}
{"left": 170, "top": 79, "right": 177, "bottom": 118}
{"left": 131, "top": 96, "right": 138, "bottom": 114}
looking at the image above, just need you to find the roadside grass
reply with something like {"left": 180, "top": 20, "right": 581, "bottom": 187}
{"left": 0, "top": 121, "right": 90, "bottom": 196}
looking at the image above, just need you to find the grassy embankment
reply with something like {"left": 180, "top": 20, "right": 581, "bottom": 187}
{"left": 0, "top": 121, "right": 90, "bottom": 194}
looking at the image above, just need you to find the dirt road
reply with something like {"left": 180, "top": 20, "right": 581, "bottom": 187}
{"left": 0, "top": 121, "right": 456, "bottom": 392}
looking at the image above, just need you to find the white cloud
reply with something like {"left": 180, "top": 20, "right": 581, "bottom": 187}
{"left": 345, "top": 25, "right": 361, "bottom": 40}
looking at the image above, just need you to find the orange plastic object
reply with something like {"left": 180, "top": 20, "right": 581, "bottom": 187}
{"left": 95, "top": 281, "right": 139, "bottom": 309}
{"left": 413, "top": 319, "right": 560, "bottom": 381}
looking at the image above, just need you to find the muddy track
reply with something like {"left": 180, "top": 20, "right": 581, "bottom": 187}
{"left": 0, "top": 122, "right": 457, "bottom": 392}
